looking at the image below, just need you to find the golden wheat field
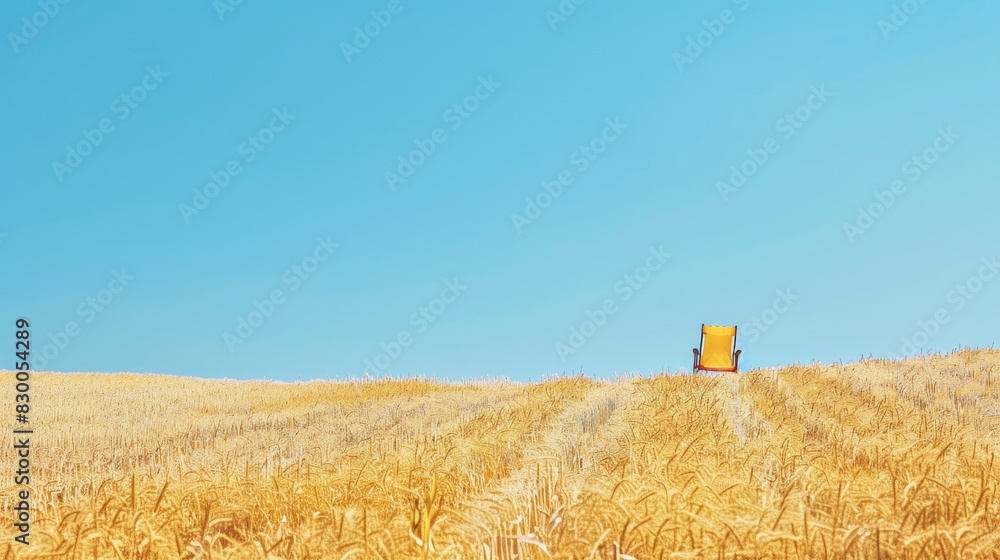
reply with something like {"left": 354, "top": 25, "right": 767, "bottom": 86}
{"left": 4, "top": 350, "right": 1000, "bottom": 559}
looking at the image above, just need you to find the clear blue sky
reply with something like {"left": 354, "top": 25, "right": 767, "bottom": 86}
{"left": 2, "top": 1, "right": 997, "bottom": 381}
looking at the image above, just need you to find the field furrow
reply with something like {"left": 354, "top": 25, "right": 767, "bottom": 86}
{"left": 436, "top": 380, "right": 638, "bottom": 558}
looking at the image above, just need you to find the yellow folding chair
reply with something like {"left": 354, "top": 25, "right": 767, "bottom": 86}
{"left": 692, "top": 325, "right": 742, "bottom": 373}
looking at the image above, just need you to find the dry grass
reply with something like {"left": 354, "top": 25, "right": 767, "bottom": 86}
{"left": 4, "top": 349, "right": 1000, "bottom": 559}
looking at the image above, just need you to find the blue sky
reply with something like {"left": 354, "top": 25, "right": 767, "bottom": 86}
{"left": 1, "top": 1, "right": 997, "bottom": 381}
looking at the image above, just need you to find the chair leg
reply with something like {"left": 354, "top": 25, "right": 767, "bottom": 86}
{"left": 734, "top": 350, "right": 742, "bottom": 373}
{"left": 692, "top": 349, "right": 699, "bottom": 374}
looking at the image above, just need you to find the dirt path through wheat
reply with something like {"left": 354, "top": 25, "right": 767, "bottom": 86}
{"left": 435, "top": 379, "right": 642, "bottom": 558}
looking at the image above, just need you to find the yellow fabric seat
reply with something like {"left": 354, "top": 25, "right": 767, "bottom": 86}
{"left": 693, "top": 325, "right": 741, "bottom": 373}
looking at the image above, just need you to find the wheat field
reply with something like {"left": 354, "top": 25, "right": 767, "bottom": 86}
{"left": 3, "top": 349, "right": 1000, "bottom": 559}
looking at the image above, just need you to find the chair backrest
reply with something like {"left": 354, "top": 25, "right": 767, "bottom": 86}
{"left": 699, "top": 325, "right": 737, "bottom": 370}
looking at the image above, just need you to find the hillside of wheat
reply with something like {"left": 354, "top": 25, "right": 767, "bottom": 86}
{"left": 3, "top": 349, "right": 1000, "bottom": 559}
